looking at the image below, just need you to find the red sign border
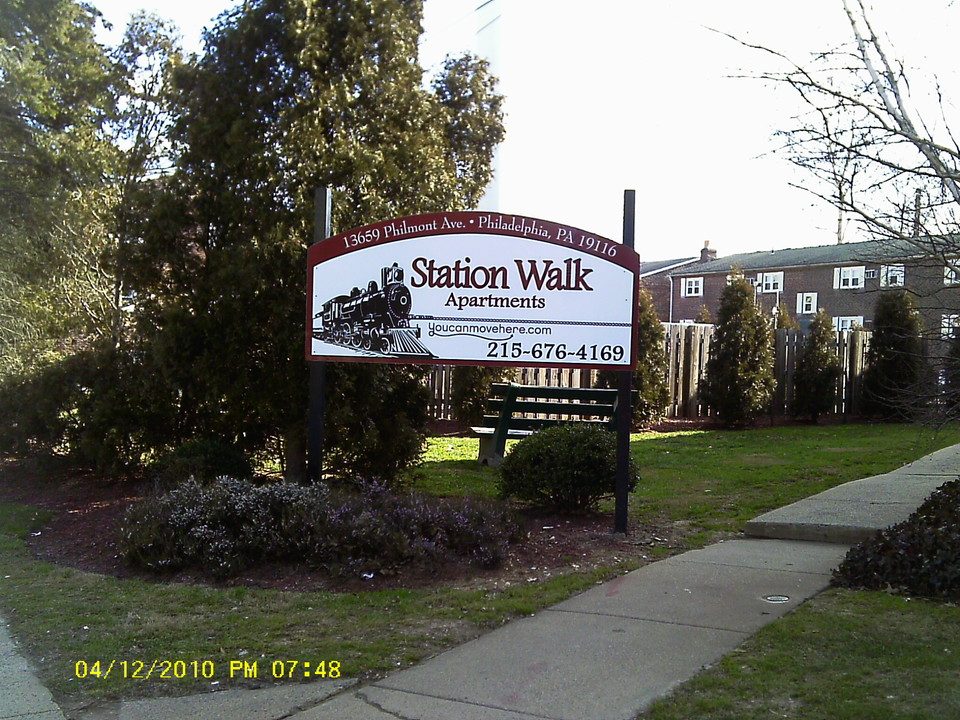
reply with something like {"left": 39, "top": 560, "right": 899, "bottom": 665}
{"left": 306, "top": 211, "right": 639, "bottom": 370}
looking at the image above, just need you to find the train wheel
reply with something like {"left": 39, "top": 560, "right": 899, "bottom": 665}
{"left": 361, "top": 332, "right": 373, "bottom": 351}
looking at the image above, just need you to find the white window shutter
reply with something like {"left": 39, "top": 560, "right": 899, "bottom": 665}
{"left": 833, "top": 268, "right": 841, "bottom": 289}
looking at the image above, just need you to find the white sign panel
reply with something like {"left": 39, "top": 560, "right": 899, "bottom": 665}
{"left": 306, "top": 212, "right": 639, "bottom": 368}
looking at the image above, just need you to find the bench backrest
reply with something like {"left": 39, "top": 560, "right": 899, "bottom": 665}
{"left": 481, "top": 383, "right": 623, "bottom": 432}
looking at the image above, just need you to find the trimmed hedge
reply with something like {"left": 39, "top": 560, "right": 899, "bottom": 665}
{"left": 833, "top": 478, "right": 960, "bottom": 600}
{"left": 497, "top": 424, "right": 638, "bottom": 513}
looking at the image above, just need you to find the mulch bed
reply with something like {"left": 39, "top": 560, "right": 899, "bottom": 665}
{"left": 0, "top": 455, "right": 684, "bottom": 594}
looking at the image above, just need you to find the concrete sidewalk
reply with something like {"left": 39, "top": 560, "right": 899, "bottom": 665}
{"left": 744, "top": 442, "right": 960, "bottom": 544}
{"left": 4, "top": 442, "right": 958, "bottom": 720}
{"left": 0, "top": 616, "right": 65, "bottom": 720}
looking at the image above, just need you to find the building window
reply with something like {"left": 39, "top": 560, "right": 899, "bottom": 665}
{"left": 943, "top": 314, "right": 960, "bottom": 339}
{"left": 880, "top": 264, "right": 905, "bottom": 287}
{"left": 757, "top": 271, "right": 784, "bottom": 293}
{"left": 833, "top": 316, "right": 864, "bottom": 332}
{"left": 945, "top": 261, "right": 960, "bottom": 286}
{"left": 796, "top": 292, "right": 818, "bottom": 315}
{"left": 834, "top": 266, "right": 865, "bottom": 289}
{"left": 681, "top": 277, "right": 703, "bottom": 298}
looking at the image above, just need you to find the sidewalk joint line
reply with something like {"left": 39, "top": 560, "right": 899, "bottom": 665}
{"left": 667, "top": 559, "right": 836, "bottom": 576}
{"left": 270, "top": 680, "right": 358, "bottom": 720}
{"left": 544, "top": 607, "right": 753, "bottom": 635}
{"left": 365, "top": 684, "right": 560, "bottom": 720}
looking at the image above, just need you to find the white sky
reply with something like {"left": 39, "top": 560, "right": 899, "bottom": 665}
{"left": 92, "top": 0, "right": 960, "bottom": 260}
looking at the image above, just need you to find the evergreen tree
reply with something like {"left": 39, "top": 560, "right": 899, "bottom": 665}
{"left": 775, "top": 302, "right": 800, "bottom": 330}
{"left": 126, "top": 0, "right": 505, "bottom": 481}
{"left": 793, "top": 309, "right": 842, "bottom": 422}
{"left": 943, "top": 328, "right": 960, "bottom": 416}
{"left": 862, "top": 290, "right": 925, "bottom": 419}
{"left": 701, "top": 271, "right": 775, "bottom": 427}
{"left": 0, "top": 0, "right": 118, "bottom": 375}
{"left": 694, "top": 304, "right": 712, "bottom": 324}
{"left": 597, "top": 288, "right": 669, "bottom": 425}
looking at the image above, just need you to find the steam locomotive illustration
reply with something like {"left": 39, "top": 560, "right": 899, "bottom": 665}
{"left": 314, "top": 263, "right": 434, "bottom": 357}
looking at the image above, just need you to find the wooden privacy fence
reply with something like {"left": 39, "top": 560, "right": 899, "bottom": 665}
{"left": 426, "top": 324, "right": 872, "bottom": 421}
{"left": 769, "top": 328, "right": 870, "bottom": 417}
{"left": 662, "top": 323, "right": 712, "bottom": 418}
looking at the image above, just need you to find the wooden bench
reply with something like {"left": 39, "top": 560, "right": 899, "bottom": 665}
{"left": 470, "top": 383, "right": 631, "bottom": 467}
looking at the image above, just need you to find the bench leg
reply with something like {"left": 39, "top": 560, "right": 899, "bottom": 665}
{"left": 477, "top": 436, "right": 504, "bottom": 467}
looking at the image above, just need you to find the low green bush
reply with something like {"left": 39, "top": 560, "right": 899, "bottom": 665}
{"left": 120, "top": 478, "right": 522, "bottom": 579}
{"left": 833, "top": 478, "right": 960, "bottom": 601}
{"left": 151, "top": 438, "right": 253, "bottom": 487}
{"left": 497, "top": 424, "right": 638, "bottom": 512}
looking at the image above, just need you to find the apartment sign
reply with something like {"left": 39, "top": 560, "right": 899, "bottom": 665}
{"left": 306, "top": 211, "right": 639, "bottom": 368}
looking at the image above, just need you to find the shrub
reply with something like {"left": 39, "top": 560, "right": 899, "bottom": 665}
{"left": 793, "top": 309, "right": 842, "bottom": 422}
{"left": 324, "top": 363, "right": 431, "bottom": 484}
{"left": 833, "top": 478, "right": 960, "bottom": 601}
{"left": 121, "top": 478, "right": 522, "bottom": 579}
{"left": 861, "top": 290, "right": 926, "bottom": 419}
{"left": 701, "top": 271, "right": 775, "bottom": 427}
{"left": 497, "top": 424, "right": 638, "bottom": 512}
{"left": 450, "top": 366, "right": 513, "bottom": 424}
{"left": 0, "top": 345, "right": 178, "bottom": 476}
{"left": 151, "top": 438, "right": 253, "bottom": 487}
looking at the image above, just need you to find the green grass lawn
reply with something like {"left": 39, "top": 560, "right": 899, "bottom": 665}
{"left": 418, "top": 422, "right": 960, "bottom": 545}
{"left": 640, "top": 589, "right": 960, "bottom": 720}
{"left": 1, "top": 422, "right": 959, "bottom": 711}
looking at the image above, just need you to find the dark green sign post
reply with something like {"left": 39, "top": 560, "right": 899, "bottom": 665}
{"left": 307, "top": 187, "right": 331, "bottom": 484}
{"left": 615, "top": 190, "right": 636, "bottom": 533}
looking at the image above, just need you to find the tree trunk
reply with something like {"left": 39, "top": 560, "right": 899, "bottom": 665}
{"left": 283, "top": 425, "right": 307, "bottom": 484}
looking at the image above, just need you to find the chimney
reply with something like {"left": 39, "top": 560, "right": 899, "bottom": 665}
{"left": 700, "top": 240, "right": 717, "bottom": 263}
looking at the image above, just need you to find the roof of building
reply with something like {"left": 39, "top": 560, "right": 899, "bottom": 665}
{"left": 669, "top": 237, "right": 932, "bottom": 276}
{"left": 640, "top": 257, "right": 697, "bottom": 277}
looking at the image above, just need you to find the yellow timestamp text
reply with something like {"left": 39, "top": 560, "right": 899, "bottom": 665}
{"left": 74, "top": 659, "right": 341, "bottom": 681}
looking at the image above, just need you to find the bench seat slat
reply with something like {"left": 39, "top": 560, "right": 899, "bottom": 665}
{"left": 509, "top": 400, "right": 616, "bottom": 416}
{"left": 498, "top": 417, "right": 611, "bottom": 431}
{"left": 487, "top": 400, "right": 616, "bottom": 417}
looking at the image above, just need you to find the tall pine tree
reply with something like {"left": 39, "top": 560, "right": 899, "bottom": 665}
{"left": 701, "top": 271, "right": 775, "bottom": 426}
{"left": 862, "top": 291, "right": 925, "bottom": 420}
{"left": 0, "top": 0, "right": 117, "bottom": 375}
{"left": 128, "top": 0, "right": 505, "bottom": 480}
{"left": 793, "top": 309, "right": 841, "bottom": 422}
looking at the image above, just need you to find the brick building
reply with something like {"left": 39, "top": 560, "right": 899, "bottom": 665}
{"left": 639, "top": 256, "right": 697, "bottom": 316}
{"left": 664, "top": 238, "right": 960, "bottom": 339}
